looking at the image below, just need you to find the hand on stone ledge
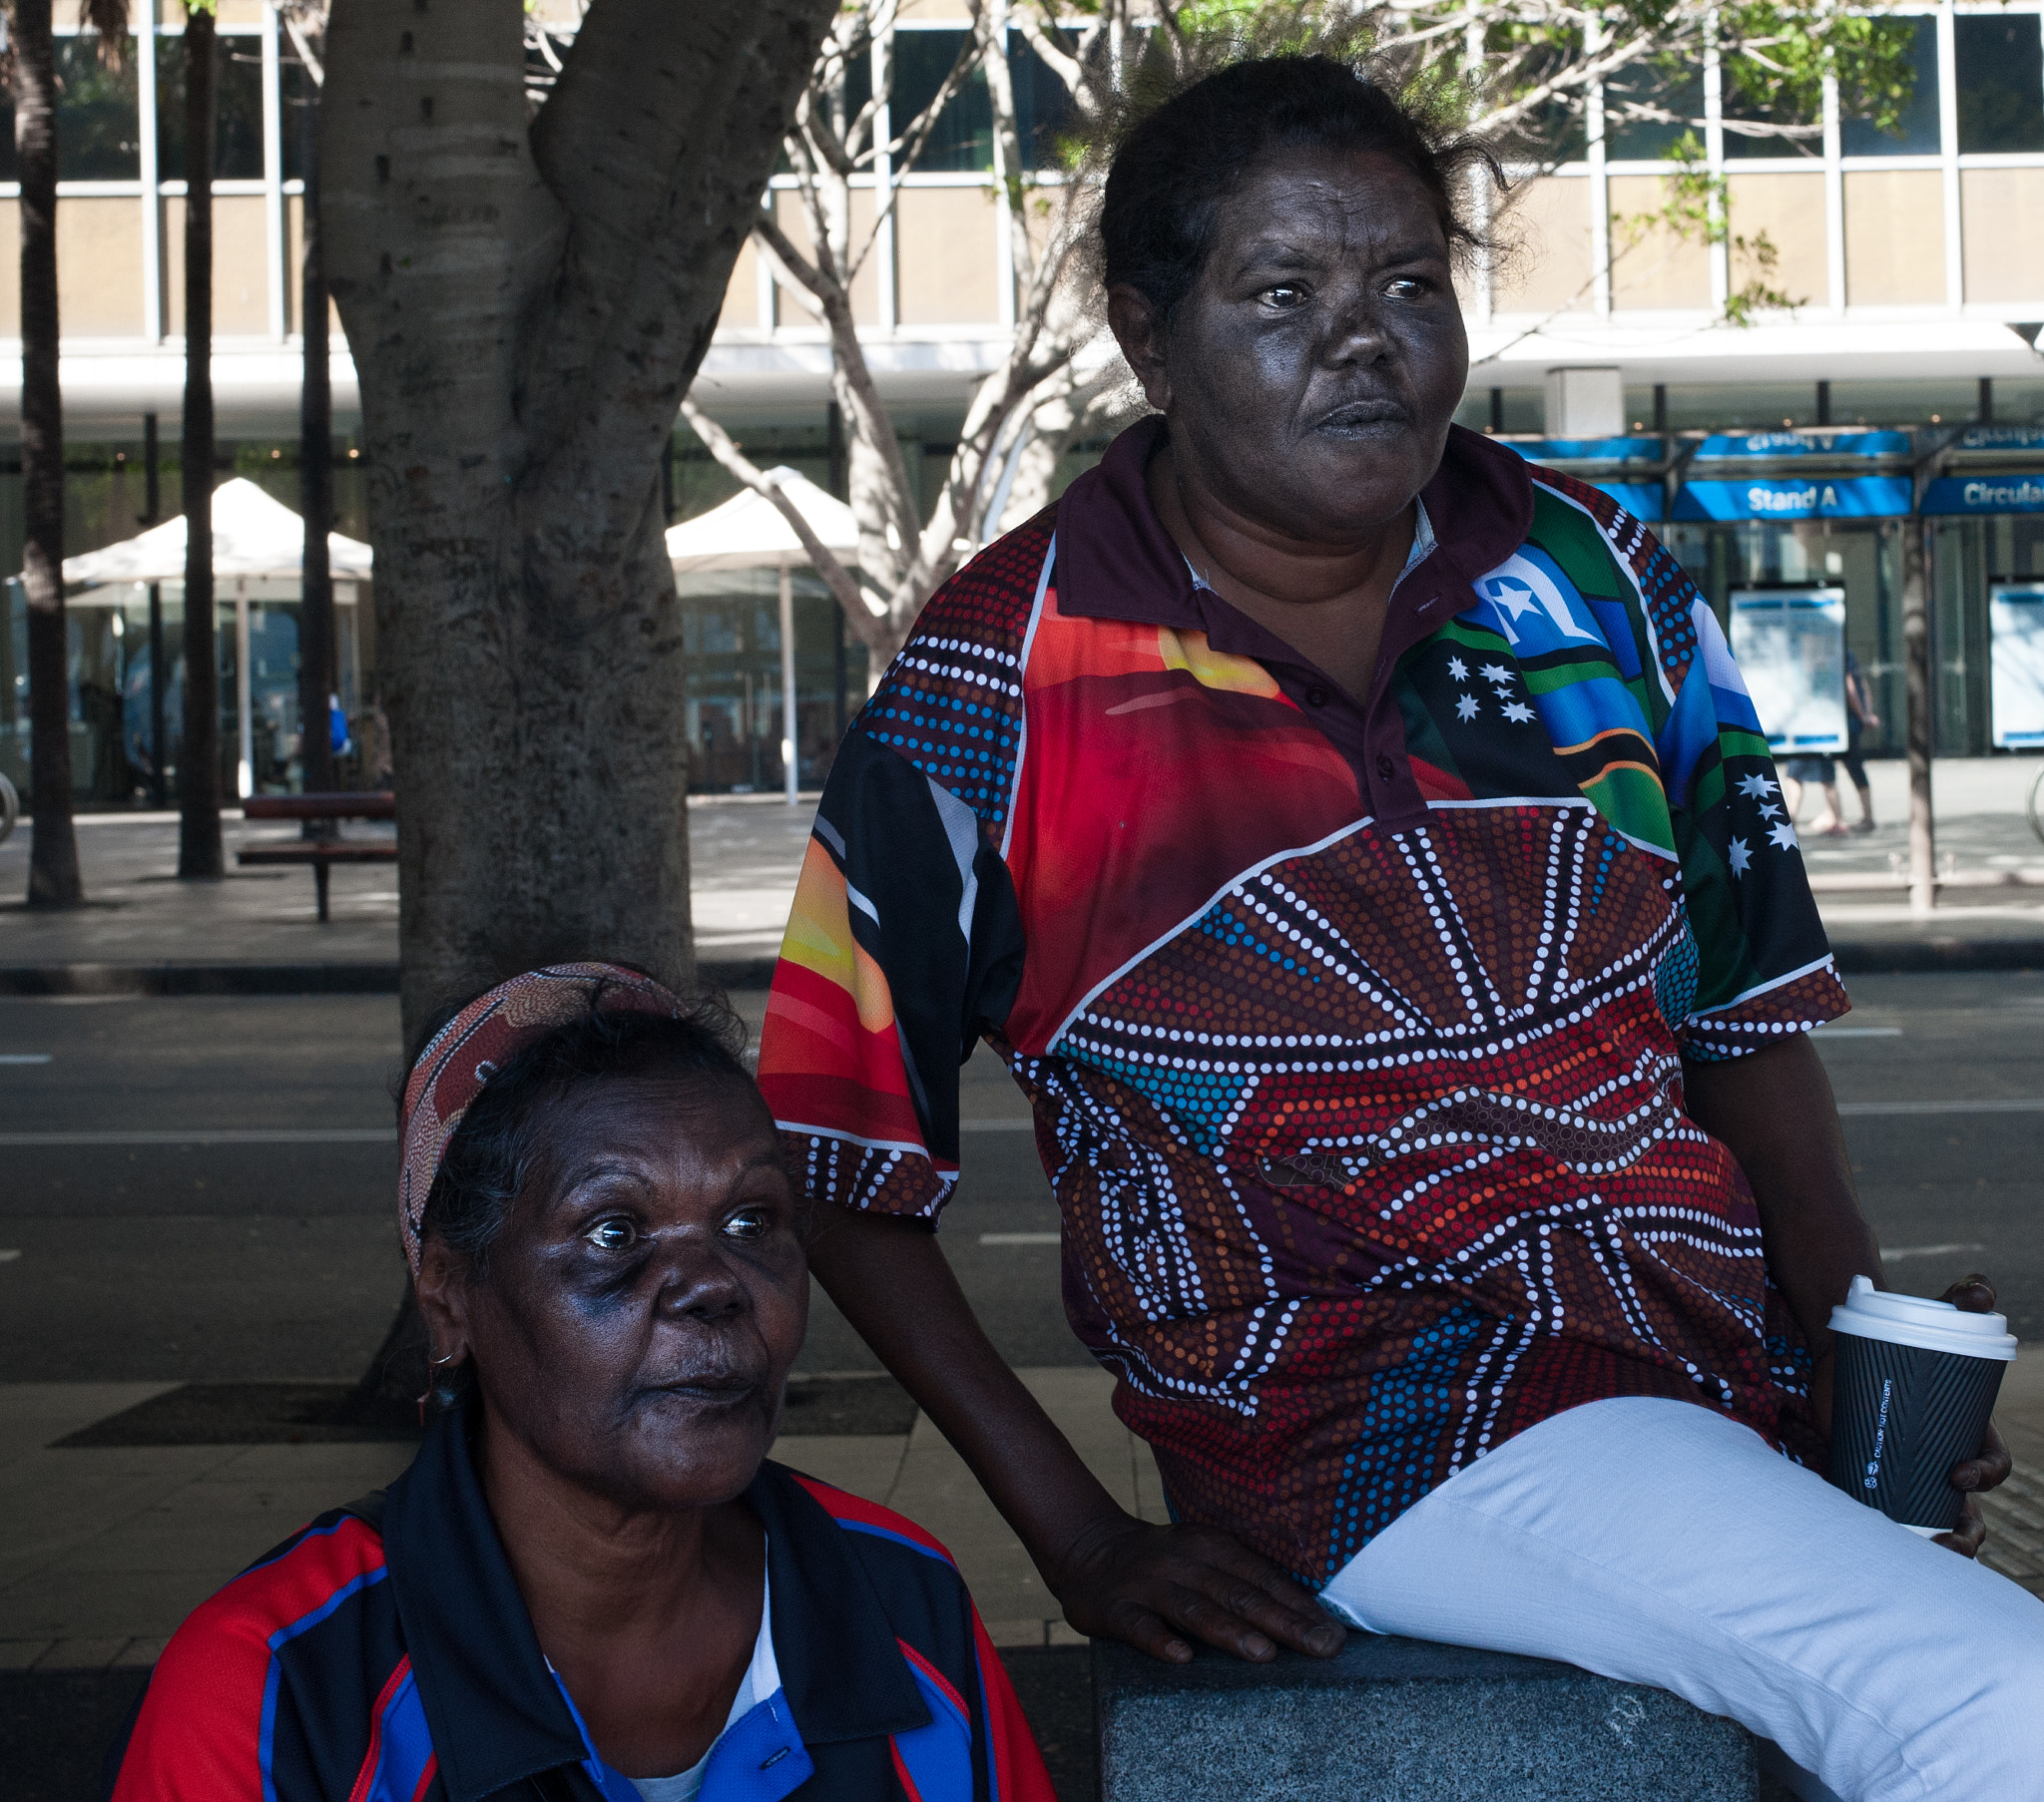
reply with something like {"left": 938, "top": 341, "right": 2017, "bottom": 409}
{"left": 1050, "top": 1511, "right": 1347, "bottom": 1664}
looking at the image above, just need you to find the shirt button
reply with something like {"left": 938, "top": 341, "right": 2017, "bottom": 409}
{"left": 1304, "top": 685, "right": 1330, "bottom": 707}
{"left": 1375, "top": 753, "right": 1396, "bottom": 779}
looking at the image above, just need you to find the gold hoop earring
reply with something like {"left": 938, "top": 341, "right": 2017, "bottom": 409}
{"left": 415, "top": 1349, "right": 462, "bottom": 1424}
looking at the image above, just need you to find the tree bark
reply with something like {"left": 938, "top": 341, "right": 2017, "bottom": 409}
{"left": 297, "top": 83, "right": 335, "bottom": 799}
{"left": 178, "top": 7, "right": 223, "bottom": 879}
{"left": 15, "top": 0, "right": 83, "bottom": 906}
{"left": 322, "top": 0, "right": 835, "bottom": 1045}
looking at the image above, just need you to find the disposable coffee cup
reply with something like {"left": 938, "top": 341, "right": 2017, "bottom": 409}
{"left": 1825, "top": 1275, "right": 2018, "bottom": 1537}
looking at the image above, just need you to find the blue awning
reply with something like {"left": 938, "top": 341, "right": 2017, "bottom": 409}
{"left": 1587, "top": 480, "right": 1665, "bottom": 521}
{"left": 1672, "top": 477, "right": 1912, "bottom": 521}
{"left": 1503, "top": 436, "right": 1664, "bottom": 464}
{"left": 1690, "top": 430, "right": 1911, "bottom": 461}
{"left": 1921, "top": 474, "right": 2044, "bottom": 515}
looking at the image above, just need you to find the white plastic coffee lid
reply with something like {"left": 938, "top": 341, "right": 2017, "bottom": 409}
{"left": 1827, "top": 1275, "right": 2018, "bottom": 1362}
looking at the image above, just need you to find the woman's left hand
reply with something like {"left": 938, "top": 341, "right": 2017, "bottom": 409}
{"left": 1933, "top": 1275, "right": 2015, "bottom": 1559}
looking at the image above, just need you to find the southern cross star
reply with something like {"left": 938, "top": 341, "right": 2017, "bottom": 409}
{"left": 1455, "top": 692, "right": 1480, "bottom": 721}
{"left": 1480, "top": 663, "right": 1514, "bottom": 686}
{"left": 1736, "top": 772, "right": 1781, "bottom": 799}
{"left": 1728, "top": 837, "right": 1752, "bottom": 876}
{"left": 1768, "top": 821, "right": 1799, "bottom": 851}
{"left": 1757, "top": 801, "right": 1783, "bottom": 820}
{"left": 1503, "top": 701, "right": 1535, "bottom": 723}
{"left": 1447, "top": 655, "right": 1468, "bottom": 681}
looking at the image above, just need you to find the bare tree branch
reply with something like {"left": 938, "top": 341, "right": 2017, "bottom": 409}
{"left": 678, "top": 397, "right": 892, "bottom": 655}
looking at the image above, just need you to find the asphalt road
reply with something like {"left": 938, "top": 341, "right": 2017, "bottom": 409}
{"left": 1, "top": 974, "right": 2039, "bottom": 1385}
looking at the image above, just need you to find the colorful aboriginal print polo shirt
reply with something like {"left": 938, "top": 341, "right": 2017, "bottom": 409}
{"left": 758, "top": 416, "right": 1848, "bottom": 1588}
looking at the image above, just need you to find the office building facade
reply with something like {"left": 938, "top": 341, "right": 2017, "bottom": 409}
{"left": 4, "top": 1, "right": 2042, "bottom": 801}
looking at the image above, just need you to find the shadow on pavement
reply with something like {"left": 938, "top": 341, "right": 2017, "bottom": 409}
{"left": 2, "top": 1670, "right": 148, "bottom": 1802}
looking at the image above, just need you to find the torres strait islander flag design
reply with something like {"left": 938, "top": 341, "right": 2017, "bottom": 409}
{"left": 759, "top": 422, "right": 1846, "bottom": 1586}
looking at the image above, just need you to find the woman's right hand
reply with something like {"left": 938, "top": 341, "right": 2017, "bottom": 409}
{"left": 1050, "top": 1510, "right": 1347, "bottom": 1663}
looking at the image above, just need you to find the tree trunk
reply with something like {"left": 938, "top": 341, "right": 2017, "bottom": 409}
{"left": 297, "top": 88, "right": 335, "bottom": 799}
{"left": 16, "top": 0, "right": 83, "bottom": 906}
{"left": 178, "top": 7, "right": 223, "bottom": 879}
{"left": 323, "top": 0, "right": 835, "bottom": 1413}
{"left": 322, "top": 0, "right": 835, "bottom": 1046}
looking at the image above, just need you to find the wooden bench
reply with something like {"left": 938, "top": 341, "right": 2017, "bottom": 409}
{"left": 238, "top": 793, "right": 397, "bottom": 923}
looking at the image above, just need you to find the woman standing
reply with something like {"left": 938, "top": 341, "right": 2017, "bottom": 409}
{"left": 759, "top": 59, "right": 2039, "bottom": 1800}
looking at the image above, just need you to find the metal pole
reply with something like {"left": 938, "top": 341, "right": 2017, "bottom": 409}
{"left": 144, "top": 411, "right": 166, "bottom": 809}
{"left": 237, "top": 584, "right": 254, "bottom": 800}
{"left": 1902, "top": 517, "right": 1936, "bottom": 917}
{"left": 297, "top": 77, "right": 335, "bottom": 800}
{"left": 148, "top": 587, "right": 167, "bottom": 809}
{"left": 779, "top": 559, "right": 798, "bottom": 805}
{"left": 179, "top": 5, "right": 224, "bottom": 876}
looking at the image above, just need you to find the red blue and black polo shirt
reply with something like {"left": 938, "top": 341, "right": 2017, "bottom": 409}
{"left": 106, "top": 1402, "right": 1054, "bottom": 1801}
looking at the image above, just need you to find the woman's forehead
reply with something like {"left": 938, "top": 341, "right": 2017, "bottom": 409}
{"left": 1215, "top": 149, "right": 1445, "bottom": 248}
{"left": 1226, "top": 148, "right": 1438, "bottom": 221}
{"left": 527, "top": 1076, "right": 777, "bottom": 1178}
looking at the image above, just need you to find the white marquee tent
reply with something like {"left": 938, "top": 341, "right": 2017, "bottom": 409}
{"left": 664, "top": 467, "right": 858, "bottom": 576}
{"left": 57, "top": 477, "right": 374, "bottom": 588}
{"left": 26, "top": 478, "right": 376, "bottom": 800}
{"left": 666, "top": 468, "right": 860, "bottom": 803}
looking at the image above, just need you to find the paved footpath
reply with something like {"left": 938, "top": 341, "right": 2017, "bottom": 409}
{"left": 4, "top": 762, "right": 2044, "bottom": 978}
{"left": 0, "top": 1371, "right": 1166, "bottom": 1672}
{"left": 0, "top": 793, "right": 816, "bottom": 972}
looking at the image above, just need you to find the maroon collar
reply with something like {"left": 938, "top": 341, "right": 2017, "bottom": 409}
{"left": 1052, "top": 414, "right": 1535, "bottom": 631}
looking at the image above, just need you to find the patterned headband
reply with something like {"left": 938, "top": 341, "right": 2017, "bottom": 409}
{"left": 397, "top": 962, "right": 685, "bottom": 1277}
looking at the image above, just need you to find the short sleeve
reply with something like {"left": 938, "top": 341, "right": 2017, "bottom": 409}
{"left": 107, "top": 1609, "right": 274, "bottom": 1802}
{"left": 1649, "top": 568, "right": 1850, "bottom": 1059}
{"left": 756, "top": 730, "right": 1024, "bottom": 1219}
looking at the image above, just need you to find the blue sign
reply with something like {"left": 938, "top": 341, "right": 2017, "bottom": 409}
{"left": 1991, "top": 583, "right": 2044, "bottom": 748}
{"left": 1921, "top": 474, "right": 2044, "bottom": 515}
{"left": 1673, "top": 477, "right": 1912, "bottom": 522}
{"left": 1505, "top": 437, "right": 1664, "bottom": 465}
{"left": 1954, "top": 426, "right": 2044, "bottom": 453}
{"left": 1692, "top": 430, "right": 1912, "bottom": 461}
{"left": 1589, "top": 480, "right": 1665, "bottom": 521}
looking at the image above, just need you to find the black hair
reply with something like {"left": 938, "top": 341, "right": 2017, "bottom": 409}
{"left": 1100, "top": 56, "right": 1501, "bottom": 326}
{"left": 407, "top": 977, "right": 756, "bottom": 1283}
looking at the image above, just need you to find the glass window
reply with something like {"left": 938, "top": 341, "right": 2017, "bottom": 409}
{"left": 1607, "top": 68, "right": 1705, "bottom": 162}
{"left": 158, "top": 30, "right": 267, "bottom": 182}
{"left": 1995, "top": 376, "right": 2044, "bottom": 427}
{"left": 1452, "top": 387, "right": 1543, "bottom": 433}
{"left": 893, "top": 28, "right": 992, "bottom": 174}
{"left": 1010, "top": 30, "right": 1077, "bottom": 170}
{"left": 1827, "top": 379, "right": 1983, "bottom": 426}
{"left": 1955, "top": 12, "right": 2044, "bottom": 153}
{"left": 280, "top": 54, "right": 317, "bottom": 183}
{"left": 1723, "top": 60, "right": 1824, "bottom": 162}
{"left": 1841, "top": 16, "right": 1941, "bottom": 157}
{"left": 676, "top": 570, "right": 864, "bottom": 793}
{"left": 58, "top": 34, "right": 142, "bottom": 180}
{"left": 1662, "top": 384, "right": 1821, "bottom": 431}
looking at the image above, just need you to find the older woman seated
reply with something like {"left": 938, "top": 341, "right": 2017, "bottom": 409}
{"left": 757, "top": 54, "right": 2044, "bottom": 1802}
{"left": 109, "top": 964, "right": 1055, "bottom": 1802}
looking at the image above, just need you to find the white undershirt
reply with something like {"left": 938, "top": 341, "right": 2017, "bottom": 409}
{"left": 624, "top": 1563, "right": 777, "bottom": 1802}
